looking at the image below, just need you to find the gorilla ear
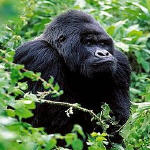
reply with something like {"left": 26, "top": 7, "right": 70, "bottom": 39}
{"left": 14, "top": 40, "right": 60, "bottom": 74}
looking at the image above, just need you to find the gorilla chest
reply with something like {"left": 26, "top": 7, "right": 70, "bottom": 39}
{"left": 63, "top": 76, "right": 113, "bottom": 106}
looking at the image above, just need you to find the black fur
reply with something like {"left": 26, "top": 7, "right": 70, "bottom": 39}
{"left": 14, "top": 10, "right": 131, "bottom": 145}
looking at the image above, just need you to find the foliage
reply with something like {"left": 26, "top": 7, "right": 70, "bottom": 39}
{"left": 0, "top": 0, "right": 20, "bottom": 23}
{"left": 0, "top": 0, "right": 150, "bottom": 149}
{"left": 122, "top": 102, "right": 150, "bottom": 150}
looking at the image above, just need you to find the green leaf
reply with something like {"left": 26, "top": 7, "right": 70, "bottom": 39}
{"left": 54, "top": 83, "right": 60, "bottom": 91}
{"left": 74, "top": 0, "right": 86, "bottom": 8}
{"left": 51, "top": 93, "right": 60, "bottom": 98}
{"left": 112, "top": 144, "right": 125, "bottom": 150}
{"left": 72, "top": 124, "right": 85, "bottom": 139}
{"left": 91, "top": 132, "right": 98, "bottom": 137}
{"left": 107, "top": 25, "right": 115, "bottom": 36}
{"left": 48, "top": 76, "right": 54, "bottom": 84}
{"left": 127, "top": 30, "right": 143, "bottom": 38}
{"left": 15, "top": 107, "right": 33, "bottom": 119}
{"left": 23, "top": 71, "right": 34, "bottom": 77}
{"left": 141, "top": 61, "right": 150, "bottom": 73}
{"left": 88, "top": 145, "right": 103, "bottom": 150}
{"left": 114, "top": 20, "right": 127, "bottom": 28}
{"left": 96, "top": 136, "right": 106, "bottom": 142}
{"left": 6, "top": 109, "right": 15, "bottom": 117}
{"left": 18, "top": 82, "right": 28, "bottom": 90}
{"left": 115, "top": 41, "right": 129, "bottom": 52}
{"left": 65, "top": 133, "right": 77, "bottom": 146}
{"left": 72, "top": 139, "right": 83, "bottom": 150}
{"left": 59, "top": 90, "right": 64, "bottom": 95}
{"left": 22, "top": 100, "right": 36, "bottom": 109}
{"left": 13, "top": 88, "right": 24, "bottom": 96}
{"left": 46, "top": 138, "right": 57, "bottom": 150}
{"left": 133, "top": 2, "right": 149, "bottom": 14}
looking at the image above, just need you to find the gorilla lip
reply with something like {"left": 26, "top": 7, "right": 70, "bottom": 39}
{"left": 92, "top": 59, "right": 115, "bottom": 66}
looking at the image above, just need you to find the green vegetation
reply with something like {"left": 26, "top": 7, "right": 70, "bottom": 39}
{"left": 0, "top": 0, "right": 150, "bottom": 149}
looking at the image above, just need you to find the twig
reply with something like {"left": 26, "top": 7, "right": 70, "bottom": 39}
{"left": 38, "top": 99, "right": 102, "bottom": 125}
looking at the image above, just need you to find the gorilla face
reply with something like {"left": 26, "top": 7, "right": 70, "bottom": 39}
{"left": 79, "top": 29, "right": 117, "bottom": 77}
{"left": 44, "top": 10, "right": 117, "bottom": 77}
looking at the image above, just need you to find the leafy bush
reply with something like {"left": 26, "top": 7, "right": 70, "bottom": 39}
{"left": 0, "top": 0, "right": 150, "bottom": 149}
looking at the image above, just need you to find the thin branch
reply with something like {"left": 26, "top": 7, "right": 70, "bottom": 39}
{"left": 38, "top": 99, "right": 102, "bottom": 125}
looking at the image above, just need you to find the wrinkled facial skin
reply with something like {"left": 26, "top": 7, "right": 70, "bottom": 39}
{"left": 44, "top": 11, "right": 117, "bottom": 78}
{"left": 58, "top": 28, "right": 117, "bottom": 78}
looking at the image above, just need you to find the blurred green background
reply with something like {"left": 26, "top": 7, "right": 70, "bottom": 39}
{"left": 0, "top": 0, "right": 150, "bottom": 149}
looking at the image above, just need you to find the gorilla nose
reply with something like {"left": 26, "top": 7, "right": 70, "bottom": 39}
{"left": 95, "top": 49, "right": 111, "bottom": 58}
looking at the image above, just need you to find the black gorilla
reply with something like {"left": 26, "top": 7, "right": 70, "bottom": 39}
{"left": 14, "top": 10, "right": 131, "bottom": 143}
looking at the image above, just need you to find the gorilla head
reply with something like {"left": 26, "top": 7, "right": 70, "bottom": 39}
{"left": 42, "top": 10, "right": 117, "bottom": 77}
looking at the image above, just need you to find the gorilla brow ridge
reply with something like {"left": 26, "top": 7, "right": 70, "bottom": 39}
{"left": 81, "top": 32, "right": 112, "bottom": 43}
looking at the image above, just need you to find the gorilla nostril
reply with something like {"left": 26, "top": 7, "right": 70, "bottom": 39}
{"left": 97, "top": 52, "right": 105, "bottom": 56}
{"left": 106, "top": 52, "right": 110, "bottom": 56}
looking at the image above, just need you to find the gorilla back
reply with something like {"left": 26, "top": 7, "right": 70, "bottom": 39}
{"left": 14, "top": 10, "right": 131, "bottom": 139}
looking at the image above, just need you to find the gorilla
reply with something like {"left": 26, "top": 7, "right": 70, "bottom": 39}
{"left": 14, "top": 10, "right": 131, "bottom": 146}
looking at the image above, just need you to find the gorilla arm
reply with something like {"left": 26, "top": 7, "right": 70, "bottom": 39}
{"left": 108, "top": 50, "right": 131, "bottom": 125}
{"left": 14, "top": 40, "right": 72, "bottom": 132}
{"left": 14, "top": 40, "right": 64, "bottom": 94}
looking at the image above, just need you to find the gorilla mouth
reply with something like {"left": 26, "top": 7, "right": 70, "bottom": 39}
{"left": 92, "top": 59, "right": 115, "bottom": 66}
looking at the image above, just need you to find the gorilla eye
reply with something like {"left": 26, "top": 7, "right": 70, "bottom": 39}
{"left": 87, "top": 41, "right": 92, "bottom": 46}
{"left": 86, "top": 40, "right": 94, "bottom": 46}
{"left": 100, "top": 42, "right": 105, "bottom": 46}
{"left": 58, "top": 35, "right": 66, "bottom": 43}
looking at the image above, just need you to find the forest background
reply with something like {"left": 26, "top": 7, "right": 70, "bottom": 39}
{"left": 0, "top": 0, "right": 150, "bottom": 149}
